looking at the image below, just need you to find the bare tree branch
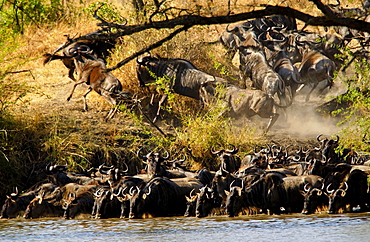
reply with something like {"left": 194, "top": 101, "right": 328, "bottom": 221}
{"left": 75, "top": 5, "right": 370, "bottom": 43}
{"left": 54, "top": 3, "right": 370, "bottom": 72}
{"left": 106, "top": 25, "right": 191, "bottom": 72}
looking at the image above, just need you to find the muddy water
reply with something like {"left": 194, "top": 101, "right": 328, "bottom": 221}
{"left": 1, "top": 213, "right": 369, "bottom": 241}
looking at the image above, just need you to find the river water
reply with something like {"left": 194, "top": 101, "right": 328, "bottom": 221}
{"left": 1, "top": 213, "right": 369, "bottom": 241}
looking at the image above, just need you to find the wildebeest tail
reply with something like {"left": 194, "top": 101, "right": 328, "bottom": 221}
{"left": 43, "top": 53, "right": 68, "bottom": 65}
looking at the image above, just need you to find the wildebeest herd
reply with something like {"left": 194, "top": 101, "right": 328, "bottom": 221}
{"left": 3, "top": 5, "right": 370, "bottom": 219}
{"left": 40, "top": 3, "right": 370, "bottom": 132}
{"left": 1, "top": 134, "right": 370, "bottom": 219}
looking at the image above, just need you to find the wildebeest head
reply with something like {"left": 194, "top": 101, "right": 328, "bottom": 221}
{"left": 137, "top": 148, "right": 170, "bottom": 179}
{"left": 211, "top": 145, "right": 239, "bottom": 174}
{"left": 326, "top": 182, "right": 348, "bottom": 214}
{"left": 184, "top": 189, "right": 198, "bottom": 217}
{"left": 225, "top": 183, "right": 245, "bottom": 217}
{"left": 195, "top": 185, "right": 221, "bottom": 218}
{"left": 136, "top": 54, "right": 162, "bottom": 87}
{"left": 301, "top": 183, "right": 325, "bottom": 215}
{"left": 317, "top": 134, "right": 340, "bottom": 163}
{"left": 127, "top": 185, "right": 149, "bottom": 219}
{"left": 98, "top": 164, "right": 128, "bottom": 188}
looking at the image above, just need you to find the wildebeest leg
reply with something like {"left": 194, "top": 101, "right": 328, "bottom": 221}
{"left": 68, "top": 67, "right": 76, "bottom": 81}
{"left": 105, "top": 100, "right": 120, "bottom": 122}
{"left": 153, "top": 94, "right": 168, "bottom": 123}
{"left": 295, "top": 83, "right": 305, "bottom": 94}
{"left": 66, "top": 78, "right": 88, "bottom": 102}
{"left": 265, "top": 113, "right": 279, "bottom": 133}
{"left": 82, "top": 87, "right": 93, "bottom": 111}
{"left": 305, "top": 82, "right": 319, "bottom": 102}
{"left": 316, "top": 79, "right": 332, "bottom": 97}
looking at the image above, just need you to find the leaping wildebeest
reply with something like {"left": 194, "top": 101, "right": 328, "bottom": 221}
{"left": 66, "top": 52, "right": 132, "bottom": 120}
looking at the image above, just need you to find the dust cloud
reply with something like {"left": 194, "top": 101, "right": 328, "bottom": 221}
{"left": 273, "top": 78, "right": 348, "bottom": 138}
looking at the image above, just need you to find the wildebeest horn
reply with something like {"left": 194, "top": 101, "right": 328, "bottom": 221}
{"left": 145, "top": 185, "right": 152, "bottom": 196}
{"left": 137, "top": 148, "right": 148, "bottom": 164}
{"left": 189, "top": 188, "right": 196, "bottom": 198}
{"left": 311, "top": 188, "right": 322, "bottom": 196}
{"left": 136, "top": 56, "right": 144, "bottom": 65}
{"left": 129, "top": 186, "right": 139, "bottom": 196}
{"left": 45, "top": 163, "right": 53, "bottom": 174}
{"left": 317, "top": 134, "right": 323, "bottom": 142}
{"left": 161, "top": 149, "right": 170, "bottom": 160}
{"left": 334, "top": 135, "right": 340, "bottom": 143}
{"left": 10, "top": 187, "right": 19, "bottom": 197}
{"left": 211, "top": 147, "right": 223, "bottom": 155}
{"left": 229, "top": 180, "right": 236, "bottom": 191}
{"left": 226, "top": 24, "right": 237, "bottom": 33}
{"left": 225, "top": 144, "right": 238, "bottom": 154}
{"left": 37, "top": 195, "right": 43, "bottom": 204}
{"left": 98, "top": 163, "right": 113, "bottom": 175}
{"left": 53, "top": 164, "right": 68, "bottom": 172}
{"left": 76, "top": 45, "right": 91, "bottom": 53}
{"left": 94, "top": 188, "right": 104, "bottom": 198}
{"left": 121, "top": 161, "right": 129, "bottom": 173}
{"left": 342, "top": 182, "right": 348, "bottom": 192}
{"left": 112, "top": 187, "right": 122, "bottom": 197}
{"left": 178, "top": 154, "right": 186, "bottom": 162}
{"left": 265, "top": 144, "right": 271, "bottom": 154}
{"left": 304, "top": 183, "right": 312, "bottom": 192}
{"left": 326, "top": 183, "right": 334, "bottom": 194}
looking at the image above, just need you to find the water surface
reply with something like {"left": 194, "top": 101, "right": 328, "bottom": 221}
{"left": 1, "top": 213, "right": 369, "bottom": 241}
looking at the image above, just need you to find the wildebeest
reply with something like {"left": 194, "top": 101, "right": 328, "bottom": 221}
{"left": 225, "top": 172, "right": 285, "bottom": 217}
{"left": 260, "top": 32, "right": 303, "bottom": 100}
{"left": 220, "top": 15, "right": 297, "bottom": 60}
{"left": 0, "top": 183, "right": 57, "bottom": 219}
{"left": 301, "top": 181, "right": 328, "bottom": 215}
{"left": 211, "top": 145, "right": 240, "bottom": 174}
{"left": 23, "top": 183, "right": 93, "bottom": 219}
{"left": 66, "top": 53, "right": 132, "bottom": 120}
{"left": 325, "top": 169, "right": 368, "bottom": 213}
{"left": 295, "top": 46, "right": 336, "bottom": 102}
{"left": 281, "top": 175, "right": 324, "bottom": 213}
{"left": 237, "top": 42, "right": 288, "bottom": 104}
{"left": 194, "top": 185, "right": 223, "bottom": 218}
{"left": 127, "top": 177, "right": 186, "bottom": 219}
{"left": 219, "top": 21, "right": 256, "bottom": 60}
{"left": 23, "top": 195, "right": 64, "bottom": 219}
{"left": 137, "top": 148, "right": 194, "bottom": 179}
{"left": 92, "top": 187, "right": 121, "bottom": 219}
{"left": 136, "top": 54, "right": 227, "bottom": 122}
{"left": 327, "top": 0, "right": 370, "bottom": 47}
{"left": 200, "top": 82, "right": 291, "bottom": 132}
{"left": 93, "top": 176, "right": 146, "bottom": 219}
{"left": 63, "top": 184, "right": 97, "bottom": 219}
